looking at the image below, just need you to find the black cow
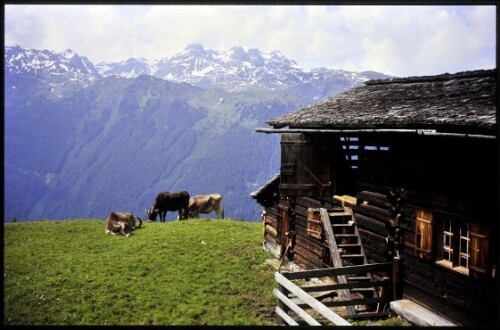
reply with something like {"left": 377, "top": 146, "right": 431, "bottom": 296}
{"left": 146, "top": 191, "right": 190, "bottom": 222}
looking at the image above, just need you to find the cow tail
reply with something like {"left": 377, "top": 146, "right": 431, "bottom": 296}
{"left": 135, "top": 216, "right": 143, "bottom": 228}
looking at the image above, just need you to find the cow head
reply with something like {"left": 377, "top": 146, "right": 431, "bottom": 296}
{"left": 113, "top": 220, "right": 132, "bottom": 237}
{"left": 146, "top": 207, "right": 159, "bottom": 221}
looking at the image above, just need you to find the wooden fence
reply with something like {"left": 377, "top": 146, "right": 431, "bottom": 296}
{"left": 274, "top": 262, "right": 394, "bottom": 325}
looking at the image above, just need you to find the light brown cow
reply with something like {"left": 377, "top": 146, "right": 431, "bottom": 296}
{"left": 181, "top": 194, "right": 224, "bottom": 219}
{"left": 105, "top": 212, "right": 142, "bottom": 237}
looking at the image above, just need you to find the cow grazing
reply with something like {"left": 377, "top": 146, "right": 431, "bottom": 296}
{"left": 146, "top": 191, "right": 190, "bottom": 222}
{"left": 186, "top": 193, "right": 224, "bottom": 219}
{"left": 105, "top": 212, "right": 143, "bottom": 237}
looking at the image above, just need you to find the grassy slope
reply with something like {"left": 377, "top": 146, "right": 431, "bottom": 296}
{"left": 4, "top": 219, "right": 277, "bottom": 326}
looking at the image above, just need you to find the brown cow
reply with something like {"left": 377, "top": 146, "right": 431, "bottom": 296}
{"left": 185, "top": 194, "right": 224, "bottom": 219}
{"left": 105, "top": 212, "right": 142, "bottom": 237}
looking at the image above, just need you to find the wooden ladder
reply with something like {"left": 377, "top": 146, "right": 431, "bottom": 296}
{"left": 320, "top": 207, "right": 379, "bottom": 317}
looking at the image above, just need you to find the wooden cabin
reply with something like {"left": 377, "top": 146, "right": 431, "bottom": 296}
{"left": 252, "top": 69, "right": 497, "bottom": 326}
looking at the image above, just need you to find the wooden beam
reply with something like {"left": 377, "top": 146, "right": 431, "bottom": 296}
{"left": 265, "top": 224, "right": 278, "bottom": 237}
{"left": 273, "top": 288, "right": 322, "bottom": 326}
{"left": 275, "top": 306, "right": 299, "bottom": 326}
{"left": 282, "top": 262, "right": 393, "bottom": 280}
{"left": 275, "top": 272, "right": 352, "bottom": 326}
{"left": 300, "top": 280, "right": 390, "bottom": 292}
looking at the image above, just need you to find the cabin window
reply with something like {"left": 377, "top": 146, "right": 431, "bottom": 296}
{"left": 436, "top": 218, "right": 471, "bottom": 274}
{"left": 469, "top": 224, "right": 490, "bottom": 275}
{"left": 435, "top": 218, "right": 492, "bottom": 276}
{"left": 307, "top": 208, "right": 323, "bottom": 239}
{"left": 415, "top": 210, "right": 433, "bottom": 260}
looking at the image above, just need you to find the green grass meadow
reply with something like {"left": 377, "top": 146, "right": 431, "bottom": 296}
{"left": 4, "top": 219, "right": 278, "bottom": 325}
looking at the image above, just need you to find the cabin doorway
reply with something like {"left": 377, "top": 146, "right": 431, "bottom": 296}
{"left": 277, "top": 204, "right": 291, "bottom": 258}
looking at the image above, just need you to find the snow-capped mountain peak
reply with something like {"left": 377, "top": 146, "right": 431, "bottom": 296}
{"left": 5, "top": 45, "right": 99, "bottom": 84}
{"left": 5, "top": 44, "right": 392, "bottom": 92}
{"left": 62, "top": 49, "right": 76, "bottom": 59}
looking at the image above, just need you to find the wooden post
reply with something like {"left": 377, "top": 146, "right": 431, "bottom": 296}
{"left": 392, "top": 256, "right": 403, "bottom": 300}
{"left": 378, "top": 276, "right": 392, "bottom": 313}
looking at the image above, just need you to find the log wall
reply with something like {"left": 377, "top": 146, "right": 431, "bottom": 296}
{"left": 354, "top": 183, "right": 497, "bottom": 326}
{"left": 261, "top": 134, "right": 496, "bottom": 326}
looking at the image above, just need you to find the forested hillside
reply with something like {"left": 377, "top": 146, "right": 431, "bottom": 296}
{"left": 4, "top": 45, "right": 390, "bottom": 221}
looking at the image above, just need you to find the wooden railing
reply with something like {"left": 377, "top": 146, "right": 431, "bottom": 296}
{"left": 274, "top": 262, "right": 394, "bottom": 325}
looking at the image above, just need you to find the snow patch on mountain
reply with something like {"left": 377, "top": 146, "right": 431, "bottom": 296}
{"left": 5, "top": 44, "right": 393, "bottom": 93}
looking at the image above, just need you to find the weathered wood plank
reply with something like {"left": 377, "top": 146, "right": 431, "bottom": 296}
{"left": 294, "top": 245, "right": 324, "bottom": 268}
{"left": 295, "top": 222, "right": 329, "bottom": 247}
{"left": 273, "top": 288, "right": 322, "bottom": 326}
{"left": 354, "top": 213, "right": 387, "bottom": 237}
{"left": 296, "top": 197, "right": 331, "bottom": 209}
{"left": 357, "top": 191, "right": 388, "bottom": 208}
{"left": 322, "top": 296, "right": 387, "bottom": 308}
{"left": 353, "top": 203, "right": 390, "bottom": 222}
{"left": 300, "top": 280, "right": 390, "bottom": 293}
{"left": 295, "top": 204, "right": 308, "bottom": 217}
{"left": 358, "top": 228, "right": 386, "bottom": 251}
{"left": 275, "top": 272, "right": 352, "bottom": 326}
{"left": 390, "top": 299, "right": 457, "bottom": 326}
{"left": 264, "top": 212, "right": 277, "bottom": 226}
{"left": 265, "top": 224, "right": 278, "bottom": 238}
{"left": 282, "top": 262, "right": 393, "bottom": 280}
{"left": 295, "top": 235, "right": 324, "bottom": 256}
{"left": 275, "top": 306, "right": 299, "bottom": 326}
{"left": 293, "top": 253, "right": 318, "bottom": 270}
{"left": 295, "top": 214, "right": 308, "bottom": 228}
{"left": 266, "top": 205, "right": 278, "bottom": 217}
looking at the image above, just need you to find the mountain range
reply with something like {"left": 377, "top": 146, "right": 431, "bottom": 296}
{"left": 4, "top": 44, "right": 392, "bottom": 221}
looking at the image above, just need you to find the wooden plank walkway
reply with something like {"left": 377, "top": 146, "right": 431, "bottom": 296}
{"left": 390, "top": 299, "right": 457, "bottom": 326}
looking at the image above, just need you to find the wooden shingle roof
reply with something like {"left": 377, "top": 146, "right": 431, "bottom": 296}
{"left": 266, "top": 69, "right": 496, "bottom": 135}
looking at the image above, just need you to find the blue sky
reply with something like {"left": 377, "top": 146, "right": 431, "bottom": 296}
{"left": 4, "top": 4, "right": 496, "bottom": 77}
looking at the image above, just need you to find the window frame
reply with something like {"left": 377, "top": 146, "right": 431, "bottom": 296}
{"left": 435, "top": 215, "right": 473, "bottom": 276}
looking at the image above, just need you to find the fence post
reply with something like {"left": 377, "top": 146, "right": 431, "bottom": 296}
{"left": 392, "top": 256, "right": 404, "bottom": 300}
{"left": 378, "top": 275, "right": 392, "bottom": 313}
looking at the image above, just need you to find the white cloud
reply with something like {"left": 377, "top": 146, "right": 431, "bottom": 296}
{"left": 5, "top": 4, "right": 496, "bottom": 76}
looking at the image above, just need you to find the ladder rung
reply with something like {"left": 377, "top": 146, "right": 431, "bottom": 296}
{"left": 341, "top": 254, "right": 364, "bottom": 258}
{"left": 338, "top": 244, "right": 361, "bottom": 248}
{"left": 328, "top": 212, "right": 351, "bottom": 217}
{"left": 335, "top": 233, "right": 357, "bottom": 237}
{"left": 332, "top": 223, "right": 353, "bottom": 228}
